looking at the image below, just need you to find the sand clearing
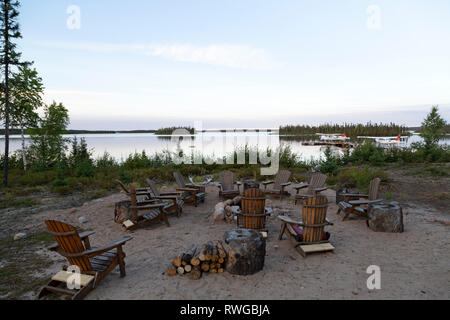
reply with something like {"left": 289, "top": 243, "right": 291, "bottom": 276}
{"left": 29, "top": 185, "right": 449, "bottom": 300}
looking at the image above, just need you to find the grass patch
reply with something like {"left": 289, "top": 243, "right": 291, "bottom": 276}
{"left": 0, "top": 231, "right": 55, "bottom": 299}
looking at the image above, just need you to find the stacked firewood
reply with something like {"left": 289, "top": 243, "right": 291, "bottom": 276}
{"left": 167, "top": 241, "right": 227, "bottom": 280}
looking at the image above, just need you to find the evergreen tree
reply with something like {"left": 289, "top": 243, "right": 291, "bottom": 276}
{"left": 420, "top": 105, "right": 447, "bottom": 151}
{"left": 0, "top": 0, "right": 27, "bottom": 186}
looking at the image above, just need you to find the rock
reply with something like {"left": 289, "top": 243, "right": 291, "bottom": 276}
{"left": 230, "top": 206, "right": 240, "bottom": 214}
{"left": 223, "top": 228, "right": 266, "bottom": 275}
{"left": 210, "top": 208, "right": 225, "bottom": 223}
{"left": 79, "top": 216, "right": 88, "bottom": 224}
{"left": 69, "top": 209, "right": 77, "bottom": 214}
{"left": 367, "top": 202, "right": 404, "bottom": 233}
{"left": 14, "top": 233, "right": 27, "bottom": 241}
{"left": 215, "top": 202, "right": 225, "bottom": 210}
{"left": 232, "top": 196, "right": 241, "bottom": 205}
{"left": 224, "top": 205, "right": 231, "bottom": 212}
{"left": 225, "top": 199, "right": 233, "bottom": 206}
{"left": 265, "top": 199, "right": 273, "bottom": 208}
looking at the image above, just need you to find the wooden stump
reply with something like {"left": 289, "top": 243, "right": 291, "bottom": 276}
{"left": 114, "top": 200, "right": 132, "bottom": 224}
{"left": 367, "top": 202, "right": 404, "bottom": 233}
{"left": 223, "top": 228, "right": 266, "bottom": 275}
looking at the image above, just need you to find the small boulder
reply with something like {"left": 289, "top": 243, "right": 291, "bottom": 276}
{"left": 215, "top": 202, "right": 225, "bottom": 210}
{"left": 14, "top": 233, "right": 27, "bottom": 241}
{"left": 210, "top": 208, "right": 225, "bottom": 223}
{"left": 79, "top": 216, "right": 88, "bottom": 224}
{"left": 225, "top": 199, "right": 233, "bottom": 206}
{"left": 232, "top": 196, "right": 241, "bottom": 205}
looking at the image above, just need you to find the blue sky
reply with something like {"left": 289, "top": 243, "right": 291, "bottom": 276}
{"left": 17, "top": 0, "right": 450, "bottom": 129}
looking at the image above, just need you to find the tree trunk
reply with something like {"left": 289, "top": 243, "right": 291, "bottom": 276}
{"left": 223, "top": 228, "right": 266, "bottom": 275}
{"left": 3, "top": 7, "right": 10, "bottom": 187}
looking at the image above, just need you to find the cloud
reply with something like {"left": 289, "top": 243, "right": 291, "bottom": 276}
{"left": 35, "top": 41, "right": 278, "bottom": 70}
{"left": 143, "top": 44, "right": 278, "bottom": 69}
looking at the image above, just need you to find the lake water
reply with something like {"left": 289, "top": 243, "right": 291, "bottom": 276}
{"left": 0, "top": 132, "right": 447, "bottom": 163}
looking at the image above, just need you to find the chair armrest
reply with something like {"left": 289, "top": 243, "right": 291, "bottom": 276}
{"left": 313, "top": 187, "right": 327, "bottom": 193}
{"left": 262, "top": 181, "right": 274, "bottom": 186}
{"left": 280, "top": 182, "right": 291, "bottom": 187}
{"left": 127, "top": 191, "right": 151, "bottom": 197}
{"left": 47, "top": 231, "right": 95, "bottom": 251}
{"left": 159, "top": 192, "right": 181, "bottom": 196}
{"left": 349, "top": 199, "right": 382, "bottom": 205}
{"left": 135, "top": 187, "right": 149, "bottom": 192}
{"left": 278, "top": 215, "right": 303, "bottom": 226}
{"left": 176, "top": 188, "right": 197, "bottom": 193}
{"left": 294, "top": 183, "right": 309, "bottom": 190}
{"left": 131, "top": 203, "right": 166, "bottom": 210}
{"left": 155, "top": 195, "right": 177, "bottom": 201}
{"left": 341, "top": 193, "right": 368, "bottom": 198}
{"left": 84, "top": 236, "right": 133, "bottom": 258}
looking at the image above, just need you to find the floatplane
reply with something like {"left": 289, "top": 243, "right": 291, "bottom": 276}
{"left": 302, "top": 133, "right": 352, "bottom": 147}
{"left": 357, "top": 135, "right": 408, "bottom": 147}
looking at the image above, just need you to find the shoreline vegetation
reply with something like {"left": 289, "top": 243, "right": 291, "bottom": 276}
{"left": 3, "top": 122, "right": 450, "bottom": 136}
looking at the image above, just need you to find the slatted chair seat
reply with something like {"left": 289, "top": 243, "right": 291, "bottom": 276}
{"left": 125, "top": 184, "right": 170, "bottom": 230}
{"left": 39, "top": 220, "right": 132, "bottom": 300}
{"left": 262, "top": 170, "right": 292, "bottom": 200}
{"left": 173, "top": 172, "right": 206, "bottom": 206}
{"left": 337, "top": 178, "right": 381, "bottom": 221}
{"left": 142, "top": 209, "right": 163, "bottom": 220}
{"left": 146, "top": 178, "right": 184, "bottom": 217}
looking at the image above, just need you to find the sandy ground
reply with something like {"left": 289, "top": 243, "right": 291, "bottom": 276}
{"left": 28, "top": 184, "right": 449, "bottom": 300}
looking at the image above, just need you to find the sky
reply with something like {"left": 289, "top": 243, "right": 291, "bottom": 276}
{"left": 16, "top": 0, "right": 450, "bottom": 130}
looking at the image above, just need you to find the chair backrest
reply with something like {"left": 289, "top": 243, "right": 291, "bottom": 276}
{"left": 301, "top": 195, "right": 329, "bottom": 243}
{"left": 146, "top": 178, "right": 160, "bottom": 197}
{"left": 173, "top": 172, "right": 186, "bottom": 188}
{"left": 238, "top": 189, "right": 266, "bottom": 230}
{"left": 274, "top": 170, "right": 291, "bottom": 190}
{"left": 306, "top": 172, "right": 327, "bottom": 194}
{"left": 128, "top": 185, "right": 139, "bottom": 222}
{"left": 116, "top": 180, "right": 130, "bottom": 193}
{"left": 368, "top": 178, "right": 381, "bottom": 200}
{"left": 45, "top": 220, "right": 93, "bottom": 272}
{"left": 219, "top": 171, "right": 235, "bottom": 191}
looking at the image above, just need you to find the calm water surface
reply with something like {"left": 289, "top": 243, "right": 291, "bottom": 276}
{"left": 0, "top": 132, "right": 447, "bottom": 163}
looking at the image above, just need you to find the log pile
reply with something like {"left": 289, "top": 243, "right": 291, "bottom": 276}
{"left": 167, "top": 241, "right": 227, "bottom": 280}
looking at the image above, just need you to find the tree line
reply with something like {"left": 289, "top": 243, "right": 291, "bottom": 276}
{"left": 279, "top": 122, "right": 409, "bottom": 136}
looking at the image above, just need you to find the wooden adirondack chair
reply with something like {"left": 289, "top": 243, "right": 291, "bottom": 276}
{"left": 116, "top": 179, "right": 152, "bottom": 205}
{"left": 39, "top": 220, "right": 132, "bottom": 300}
{"left": 261, "top": 170, "right": 292, "bottom": 200}
{"left": 278, "top": 195, "right": 334, "bottom": 257}
{"left": 337, "top": 178, "right": 382, "bottom": 221}
{"left": 294, "top": 172, "right": 328, "bottom": 205}
{"left": 236, "top": 189, "right": 270, "bottom": 232}
{"left": 173, "top": 172, "right": 206, "bottom": 206}
{"left": 217, "top": 170, "right": 241, "bottom": 199}
{"left": 146, "top": 178, "right": 184, "bottom": 217}
{"left": 122, "top": 185, "right": 170, "bottom": 230}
